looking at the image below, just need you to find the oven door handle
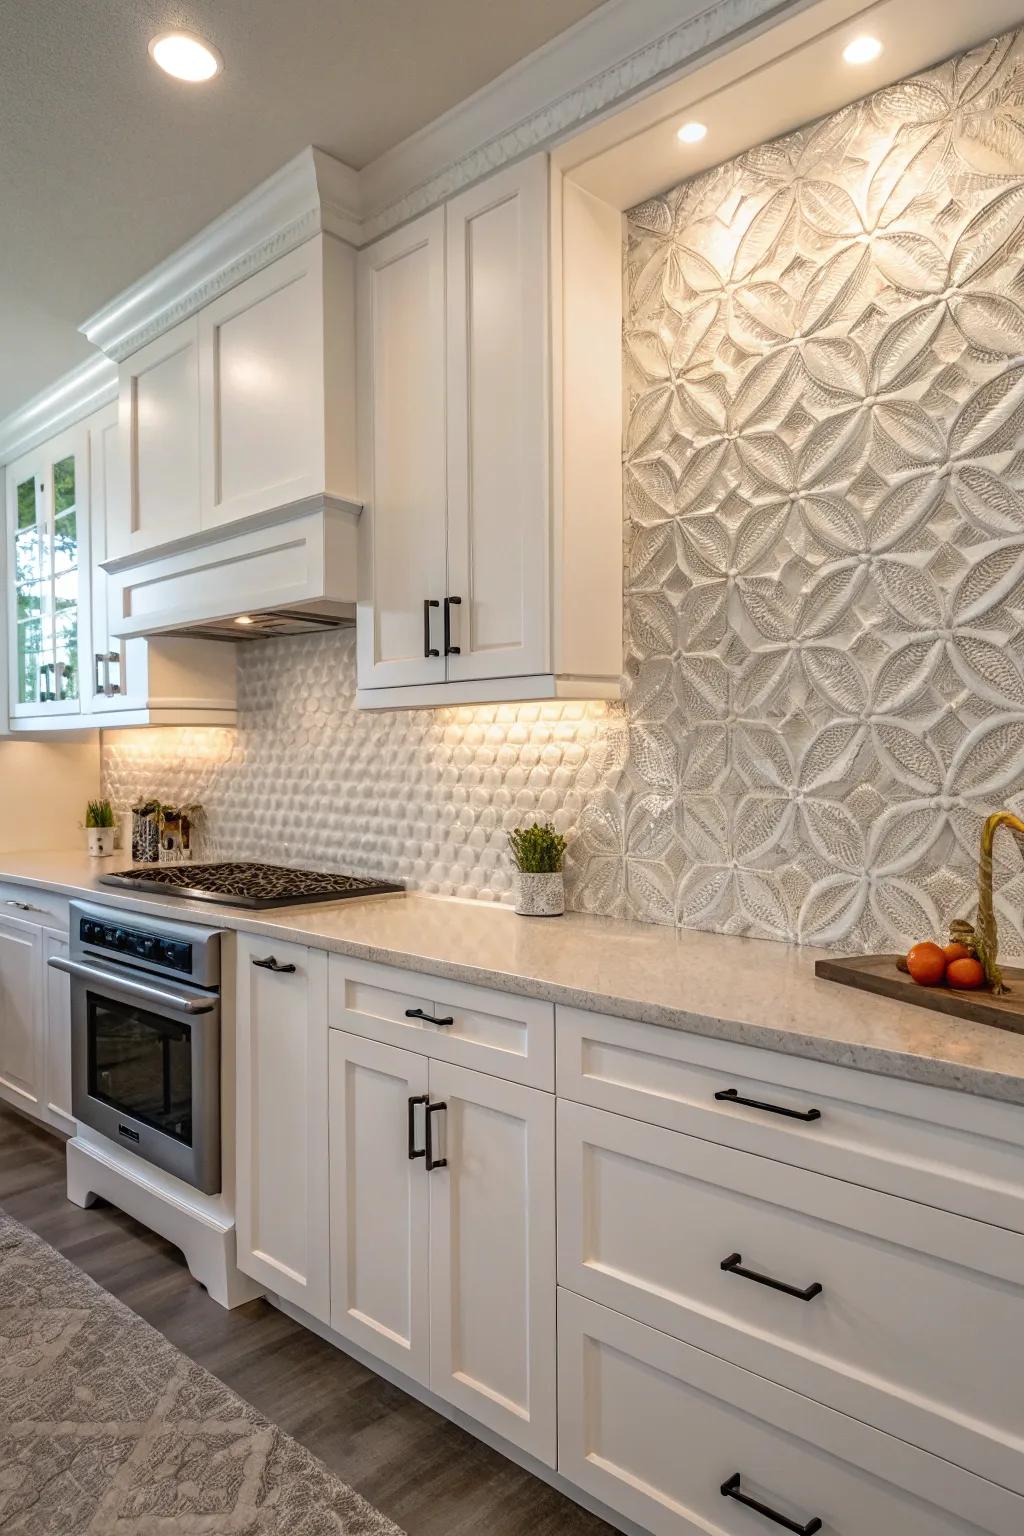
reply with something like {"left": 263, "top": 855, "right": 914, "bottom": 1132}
{"left": 47, "top": 955, "right": 217, "bottom": 1015}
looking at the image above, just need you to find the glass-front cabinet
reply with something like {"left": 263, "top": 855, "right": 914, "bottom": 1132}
{"left": 6, "top": 424, "right": 89, "bottom": 719}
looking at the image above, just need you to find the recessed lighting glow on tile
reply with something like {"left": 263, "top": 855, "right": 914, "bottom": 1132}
{"left": 843, "top": 35, "right": 883, "bottom": 65}
{"left": 677, "top": 121, "right": 708, "bottom": 145}
{"left": 149, "top": 31, "right": 223, "bottom": 82}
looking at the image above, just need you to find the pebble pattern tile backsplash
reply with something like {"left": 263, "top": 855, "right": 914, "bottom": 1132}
{"left": 104, "top": 27, "right": 1024, "bottom": 951}
{"left": 102, "top": 630, "right": 621, "bottom": 906}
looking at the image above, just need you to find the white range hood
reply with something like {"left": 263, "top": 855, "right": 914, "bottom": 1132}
{"left": 105, "top": 498, "right": 359, "bottom": 642}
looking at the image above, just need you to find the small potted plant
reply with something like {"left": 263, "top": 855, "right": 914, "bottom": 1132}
{"left": 84, "top": 799, "right": 116, "bottom": 858}
{"left": 507, "top": 822, "right": 567, "bottom": 917}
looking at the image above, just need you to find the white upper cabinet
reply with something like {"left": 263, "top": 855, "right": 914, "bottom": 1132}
{"left": 444, "top": 158, "right": 549, "bottom": 683}
{"left": 356, "top": 209, "right": 447, "bottom": 691}
{"left": 5, "top": 422, "right": 91, "bottom": 722}
{"left": 115, "top": 318, "right": 202, "bottom": 558}
{"left": 4, "top": 401, "right": 236, "bottom": 732}
{"left": 199, "top": 237, "right": 355, "bottom": 531}
{"left": 109, "top": 232, "right": 357, "bottom": 563}
{"left": 354, "top": 154, "right": 623, "bottom": 709}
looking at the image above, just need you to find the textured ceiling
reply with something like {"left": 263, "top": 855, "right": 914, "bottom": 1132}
{"left": 0, "top": 0, "right": 609, "bottom": 421}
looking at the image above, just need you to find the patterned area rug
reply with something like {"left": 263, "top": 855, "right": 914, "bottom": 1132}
{"left": 0, "top": 1208, "right": 403, "bottom": 1535}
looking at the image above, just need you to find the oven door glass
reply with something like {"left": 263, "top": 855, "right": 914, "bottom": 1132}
{"left": 87, "top": 995, "right": 193, "bottom": 1146}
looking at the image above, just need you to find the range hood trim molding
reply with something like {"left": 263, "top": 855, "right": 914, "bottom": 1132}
{"left": 99, "top": 493, "right": 361, "bottom": 576}
{"left": 107, "top": 500, "right": 360, "bottom": 643}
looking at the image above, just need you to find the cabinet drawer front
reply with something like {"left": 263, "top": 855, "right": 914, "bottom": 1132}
{"left": 329, "top": 955, "right": 554, "bottom": 1088}
{"left": 556, "top": 1006, "right": 1024, "bottom": 1232}
{"left": 558, "top": 1099, "right": 1024, "bottom": 1491}
{"left": 558, "top": 1290, "right": 1023, "bottom": 1536}
{"left": 0, "top": 882, "right": 68, "bottom": 931}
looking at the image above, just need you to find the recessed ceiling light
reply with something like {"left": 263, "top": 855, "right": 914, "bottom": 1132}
{"left": 677, "top": 121, "right": 708, "bottom": 145}
{"left": 843, "top": 35, "right": 883, "bottom": 65}
{"left": 234, "top": 615, "right": 254, "bottom": 626}
{"left": 149, "top": 31, "right": 223, "bottom": 83}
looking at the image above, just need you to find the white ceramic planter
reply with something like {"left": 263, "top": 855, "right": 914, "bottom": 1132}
{"left": 514, "top": 870, "right": 564, "bottom": 917}
{"left": 86, "top": 826, "right": 116, "bottom": 858}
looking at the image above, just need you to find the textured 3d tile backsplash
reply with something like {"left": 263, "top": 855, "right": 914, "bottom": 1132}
{"left": 611, "top": 26, "right": 1024, "bottom": 953}
{"left": 102, "top": 632, "right": 619, "bottom": 905}
{"left": 104, "top": 28, "right": 1024, "bottom": 950}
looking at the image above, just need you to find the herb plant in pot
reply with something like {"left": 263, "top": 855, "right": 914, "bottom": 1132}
{"left": 84, "top": 799, "right": 116, "bottom": 858}
{"left": 508, "top": 823, "right": 567, "bottom": 917}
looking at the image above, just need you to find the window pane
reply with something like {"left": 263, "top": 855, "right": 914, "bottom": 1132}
{"left": 53, "top": 455, "right": 75, "bottom": 515}
{"left": 16, "top": 476, "right": 36, "bottom": 530}
{"left": 53, "top": 510, "right": 77, "bottom": 574}
{"left": 16, "top": 582, "right": 42, "bottom": 623}
{"left": 55, "top": 609, "right": 79, "bottom": 701}
{"left": 17, "top": 623, "right": 44, "bottom": 704}
{"left": 14, "top": 527, "right": 43, "bottom": 585}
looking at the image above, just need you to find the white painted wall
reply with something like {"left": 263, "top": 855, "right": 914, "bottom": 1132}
{"left": 0, "top": 738, "right": 100, "bottom": 851}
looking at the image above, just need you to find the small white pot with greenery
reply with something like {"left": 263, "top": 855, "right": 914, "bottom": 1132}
{"left": 508, "top": 823, "right": 567, "bottom": 917}
{"left": 85, "top": 799, "right": 116, "bottom": 858}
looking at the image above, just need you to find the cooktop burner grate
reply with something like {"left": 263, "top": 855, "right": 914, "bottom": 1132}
{"left": 99, "top": 861, "right": 405, "bottom": 910}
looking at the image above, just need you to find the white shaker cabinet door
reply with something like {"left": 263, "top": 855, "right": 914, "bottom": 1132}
{"left": 356, "top": 208, "right": 447, "bottom": 691}
{"left": 198, "top": 239, "right": 337, "bottom": 530}
{"left": 235, "top": 935, "right": 329, "bottom": 1321}
{"left": 0, "top": 913, "right": 43, "bottom": 1118}
{"left": 328, "top": 1030, "right": 430, "bottom": 1383}
{"left": 427, "top": 1059, "right": 556, "bottom": 1466}
{"left": 444, "top": 154, "right": 549, "bottom": 683}
{"left": 114, "top": 318, "right": 202, "bottom": 558}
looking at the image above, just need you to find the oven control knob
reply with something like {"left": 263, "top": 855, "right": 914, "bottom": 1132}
{"left": 137, "top": 936, "right": 156, "bottom": 958}
{"left": 82, "top": 922, "right": 96, "bottom": 942}
{"left": 162, "top": 943, "right": 179, "bottom": 966}
{"left": 113, "top": 928, "right": 128, "bottom": 949}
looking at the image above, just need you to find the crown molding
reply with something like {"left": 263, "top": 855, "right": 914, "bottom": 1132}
{"left": 80, "top": 147, "right": 362, "bottom": 363}
{"left": 0, "top": 356, "right": 118, "bottom": 466}
{"left": 6, "top": 0, "right": 798, "bottom": 432}
{"left": 357, "top": 0, "right": 799, "bottom": 240}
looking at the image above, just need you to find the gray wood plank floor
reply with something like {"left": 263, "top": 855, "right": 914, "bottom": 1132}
{"left": 0, "top": 1104, "right": 614, "bottom": 1536}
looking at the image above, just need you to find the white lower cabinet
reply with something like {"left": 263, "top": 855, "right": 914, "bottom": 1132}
{"left": 327, "top": 1027, "right": 556, "bottom": 1466}
{"left": 557, "top": 1097, "right": 1024, "bottom": 1494}
{"left": 0, "top": 908, "right": 73, "bottom": 1134}
{"left": 0, "top": 912, "right": 43, "bottom": 1117}
{"left": 233, "top": 944, "right": 1024, "bottom": 1532}
{"left": 235, "top": 934, "right": 330, "bottom": 1321}
{"left": 427, "top": 1058, "right": 556, "bottom": 1463}
{"left": 328, "top": 1031, "right": 430, "bottom": 1379}
{"left": 558, "top": 1289, "right": 1024, "bottom": 1536}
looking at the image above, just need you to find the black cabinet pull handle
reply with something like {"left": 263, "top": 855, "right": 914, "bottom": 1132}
{"left": 721, "top": 1473, "right": 822, "bottom": 1534}
{"left": 405, "top": 1007, "right": 455, "bottom": 1027}
{"left": 715, "top": 1087, "right": 820, "bottom": 1122}
{"left": 425, "top": 1101, "right": 448, "bottom": 1171}
{"left": 721, "top": 1252, "right": 822, "bottom": 1302}
{"left": 252, "top": 956, "right": 297, "bottom": 973}
{"left": 443, "top": 595, "right": 461, "bottom": 655}
{"left": 423, "top": 598, "right": 440, "bottom": 658}
{"left": 408, "top": 1094, "right": 428, "bottom": 1160}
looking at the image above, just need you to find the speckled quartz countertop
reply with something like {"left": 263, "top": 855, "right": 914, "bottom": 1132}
{"left": 4, "top": 850, "right": 1024, "bottom": 1104}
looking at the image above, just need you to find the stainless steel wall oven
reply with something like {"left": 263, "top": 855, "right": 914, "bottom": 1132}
{"left": 51, "top": 901, "right": 224, "bottom": 1193}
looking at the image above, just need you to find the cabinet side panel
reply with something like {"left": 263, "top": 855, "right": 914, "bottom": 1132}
{"left": 557, "top": 181, "right": 623, "bottom": 681}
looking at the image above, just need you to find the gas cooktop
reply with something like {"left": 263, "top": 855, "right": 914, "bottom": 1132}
{"left": 99, "top": 861, "right": 404, "bottom": 910}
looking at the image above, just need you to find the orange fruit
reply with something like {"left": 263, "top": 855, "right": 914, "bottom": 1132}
{"left": 905, "top": 941, "right": 947, "bottom": 987}
{"left": 946, "top": 956, "right": 985, "bottom": 990}
{"left": 943, "top": 942, "right": 973, "bottom": 963}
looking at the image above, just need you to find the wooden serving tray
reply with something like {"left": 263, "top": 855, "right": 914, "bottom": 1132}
{"left": 815, "top": 953, "right": 1024, "bottom": 1035}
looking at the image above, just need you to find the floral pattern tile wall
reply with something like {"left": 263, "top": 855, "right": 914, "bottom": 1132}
{"left": 610, "top": 26, "right": 1024, "bottom": 953}
{"left": 104, "top": 27, "right": 1024, "bottom": 953}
